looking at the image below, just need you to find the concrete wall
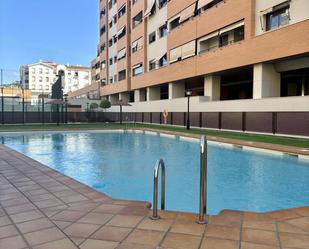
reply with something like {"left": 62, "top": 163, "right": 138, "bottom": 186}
{"left": 106, "top": 95, "right": 309, "bottom": 112}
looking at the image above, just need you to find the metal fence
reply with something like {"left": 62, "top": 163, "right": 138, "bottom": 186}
{"left": 1, "top": 111, "right": 307, "bottom": 137}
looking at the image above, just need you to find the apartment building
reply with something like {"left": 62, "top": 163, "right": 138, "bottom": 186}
{"left": 68, "top": 57, "right": 101, "bottom": 99}
{"left": 20, "top": 61, "right": 91, "bottom": 103}
{"left": 94, "top": 0, "right": 309, "bottom": 113}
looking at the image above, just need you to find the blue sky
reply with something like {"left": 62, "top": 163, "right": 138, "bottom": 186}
{"left": 0, "top": 0, "right": 99, "bottom": 81}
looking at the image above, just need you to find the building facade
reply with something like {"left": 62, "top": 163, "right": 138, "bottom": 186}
{"left": 94, "top": 0, "right": 308, "bottom": 113}
{"left": 20, "top": 61, "right": 91, "bottom": 103}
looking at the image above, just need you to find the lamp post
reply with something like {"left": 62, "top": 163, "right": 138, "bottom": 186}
{"left": 22, "top": 88, "right": 25, "bottom": 124}
{"left": 42, "top": 92, "right": 45, "bottom": 125}
{"left": 186, "top": 90, "right": 192, "bottom": 130}
{"left": 64, "top": 94, "right": 68, "bottom": 124}
{"left": 1, "top": 87, "right": 4, "bottom": 124}
{"left": 0, "top": 69, "right": 3, "bottom": 124}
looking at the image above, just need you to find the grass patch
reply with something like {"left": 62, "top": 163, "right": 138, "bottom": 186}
{"left": 0, "top": 123, "right": 308, "bottom": 148}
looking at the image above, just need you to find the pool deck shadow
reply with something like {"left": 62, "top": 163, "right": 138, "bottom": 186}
{"left": 0, "top": 145, "right": 308, "bottom": 249}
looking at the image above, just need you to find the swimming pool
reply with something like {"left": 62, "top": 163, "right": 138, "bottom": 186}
{"left": 2, "top": 131, "right": 309, "bottom": 215}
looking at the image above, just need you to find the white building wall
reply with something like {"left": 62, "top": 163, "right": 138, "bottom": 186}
{"left": 255, "top": 0, "right": 309, "bottom": 35}
{"left": 146, "top": 1, "right": 168, "bottom": 71}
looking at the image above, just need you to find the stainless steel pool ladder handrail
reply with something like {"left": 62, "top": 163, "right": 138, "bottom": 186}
{"left": 151, "top": 159, "right": 165, "bottom": 220}
{"left": 197, "top": 136, "right": 208, "bottom": 224}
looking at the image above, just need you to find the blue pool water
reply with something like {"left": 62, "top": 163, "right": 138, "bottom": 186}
{"left": 2, "top": 131, "right": 309, "bottom": 215}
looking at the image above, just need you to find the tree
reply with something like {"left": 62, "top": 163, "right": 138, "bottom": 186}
{"left": 90, "top": 103, "right": 99, "bottom": 111}
{"left": 100, "top": 99, "right": 111, "bottom": 111}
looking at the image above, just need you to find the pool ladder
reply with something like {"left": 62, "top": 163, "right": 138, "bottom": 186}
{"left": 151, "top": 159, "right": 165, "bottom": 220}
{"left": 151, "top": 136, "right": 208, "bottom": 224}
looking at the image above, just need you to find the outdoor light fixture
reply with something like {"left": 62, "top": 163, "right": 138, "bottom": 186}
{"left": 186, "top": 90, "right": 192, "bottom": 130}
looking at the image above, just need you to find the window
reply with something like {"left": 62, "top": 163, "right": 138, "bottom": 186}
{"left": 68, "top": 71, "right": 71, "bottom": 75}
{"left": 118, "top": 70, "right": 126, "bottom": 81}
{"left": 132, "top": 0, "right": 139, "bottom": 4}
{"left": 114, "top": 56, "right": 117, "bottom": 63}
{"left": 114, "top": 75, "right": 118, "bottom": 83}
{"left": 118, "top": 5, "right": 126, "bottom": 19}
{"left": 117, "top": 47, "right": 127, "bottom": 60}
{"left": 109, "top": 38, "right": 113, "bottom": 47}
{"left": 32, "top": 76, "right": 35, "bottom": 82}
{"left": 109, "top": 20, "right": 113, "bottom": 28}
{"left": 132, "top": 37, "right": 143, "bottom": 53}
{"left": 133, "top": 11, "right": 143, "bottom": 28}
{"left": 149, "top": 60, "right": 156, "bottom": 71}
{"left": 219, "top": 33, "right": 229, "bottom": 47}
{"left": 109, "top": 77, "right": 113, "bottom": 84}
{"left": 234, "top": 26, "right": 244, "bottom": 42}
{"left": 46, "top": 77, "right": 49, "bottom": 82}
{"left": 100, "top": 43, "right": 106, "bottom": 52}
{"left": 113, "top": 15, "right": 117, "bottom": 24}
{"left": 160, "top": 85, "right": 168, "bottom": 99}
{"left": 169, "top": 17, "right": 180, "bottom": 31}
{"left": 39, "top": 68, "right": 43, "bottom": 74}
{"left": 100, "top": 25, "right": 106, "bottom": 35}
{"left": 109, "top": 58, "right": 113, "bottom": 65}
{"left": 159, "top": 24, "right": 168, "bottom": 38}
{"left": 39, "top": 76, "right": 43, "bottom": 82}
{"left": 100, "top": 8, "right": 106, "bottom": 19}
{"left": 108, "top": 0, "right": 112, "bottom": 9}
{"left": 117, "top": 26, "right": 126, "bottom": 40}
{"left": 45, "top": 85, "right": 49, "bottom": 90}
{"left": 159, "top": 0, "right": 167, "bottom": 9}
{"left": 32, "top": 68, "right": 35, "bottom": 73}
{"left": 113, "top": 35, "right": 117, "bottom": 43}
{"left": 266, "top": 6, "right": 289, "bottom": 31}
{"left": 148, "top": 31, "right": 156, "bottom": 44}
{"left": 132, "top": 64, "right": 143, "bottom": 76}
{"left": 101, "top": 61, "right": 106, "bottom": 69}
{"left": 159, "top": 54, "right": 167, "bottom": 67}
{"left": 45, "top": 69, "right": 49, "bottom": 74}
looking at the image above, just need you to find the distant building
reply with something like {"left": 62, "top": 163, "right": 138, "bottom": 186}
{"left": 20, "top": 60, "right": 91, "bottom": 103}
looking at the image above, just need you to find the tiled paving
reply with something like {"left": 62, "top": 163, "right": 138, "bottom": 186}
{"left": 0, "top": 144, "right": 308, "bottom": 249}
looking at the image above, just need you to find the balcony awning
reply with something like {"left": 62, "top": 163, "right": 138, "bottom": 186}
{"left": 169, "top": 46, "right": 182, "bottom": 63}
{"left": 179, "top": 3, "right": 196, "bottom": 23}
{"left": 199, "top": 31, "right": 218, "bottom": 42}
{"left": 181, "top": 41, "right": 196, "bottom": 59}
{"left": 132, "top": 37, "right": 143, "bottom": 49}
{"left": 117, "top": 26, "right": 126, "bottom": 37}
{"left": 260, "top": 0, "right": 289, "bottom": 14}
{"left": 144, "top": 0, "right": 156, "bottom": 18}
{"left": 219, "top": 20, "right": 244, "bottom": 34}
{"left": 117, "top": 48, "right": 126, "bottom": 60}
{"left": 197, "top": 0, "right": 213, "bottom": 10}
{"left": 132, "top": 63, "right": 142, "bottom": 70}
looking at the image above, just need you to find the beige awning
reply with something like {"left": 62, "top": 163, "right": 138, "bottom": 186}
{"left": 181, "top": 41, "right": 196, "bottom": 59}
{"left": 117, "top": 48, "right": 126, "bottom": 60}
{"left": 132, "top": 37, "right": 143, "bottom": 49}
{"left": 199, "top": 31, "right": 218, "bottom": 42}
{"left": 179, "top": 3, "right": 196, "bottom": 23}
{"left": 197, "top": 0, "right": 213, "bottom": 10}
{"left": 117, "top": 26, "right": 126, "bottom": 37}
{"left": 219, "top": 20, "right": 244, "bottom": 34}
{"left": 132, "top": 63, "right": 142, "bottom": 70}
{"left": 260, "top": 0, "right": 289, "bottom": 14}
{"left": 144, "top": 0, "right": 156, "bottom": 18}
{"left": 169, "top": 47, "right": 182, "bottom": 63}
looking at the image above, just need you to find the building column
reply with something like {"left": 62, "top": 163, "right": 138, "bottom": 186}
{"left": 119, "top": 92, "right": 129, "bottom": 103}
{"left": 253, "top": 63, "right": 280, "bottom": 99}
{"left": 204, "top": 75, "right": 220, "bottom": 101}
{"left": 134, "top": 90, "right": 140, "bottom": 102}
{"left": 168, "top": 81, "right": 185, "bottom": 99}
{"left": 110, "top": 94, "right": 119, "bottom": 104}
{"left": 147, "top": 86, "right": 160, "bottom": 101}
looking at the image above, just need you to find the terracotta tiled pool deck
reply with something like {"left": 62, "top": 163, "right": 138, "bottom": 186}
{"left": 0, "top": 144, "right": 308, "bottom": 249}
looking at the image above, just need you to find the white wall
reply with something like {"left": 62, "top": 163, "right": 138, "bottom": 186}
{"left": 255, "top": 0, "right": 309, "bottom": 35}
{"left": 106, "top": 95, "right": 309, "bottom": 112}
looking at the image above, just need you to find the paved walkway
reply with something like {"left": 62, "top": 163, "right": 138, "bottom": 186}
{"left": 0, "top": 145, "right": 308, "bottom": 249}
